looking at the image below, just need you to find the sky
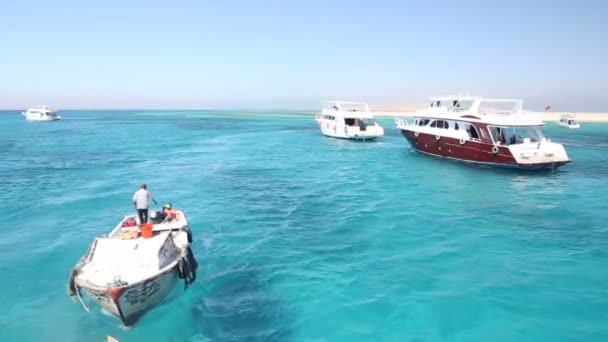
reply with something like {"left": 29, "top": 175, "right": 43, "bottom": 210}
{"left": 1, "top": 0, "right": 607, "bottom": 111}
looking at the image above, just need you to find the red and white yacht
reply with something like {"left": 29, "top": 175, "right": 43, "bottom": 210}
{"left": 394, "top": 96, "right": 570, "bottom": 170}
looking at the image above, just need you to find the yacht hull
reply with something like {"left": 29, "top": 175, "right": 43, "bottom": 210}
{"left": 400, "top": 129, "right": 569, "bottom": 170}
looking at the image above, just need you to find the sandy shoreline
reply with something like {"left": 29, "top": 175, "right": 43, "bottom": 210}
{"left": 370, "top": 105, "right": 608, "bottom": 123}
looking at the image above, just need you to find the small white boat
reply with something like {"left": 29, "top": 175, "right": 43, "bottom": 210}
{"left": 67, "top": 210, "right": 197, "bottom": 325}
{"left": 315, "top": 101, "right": 384, "bottom": 140}
{"left": 22, "top": 106, "right": 61, "bottom": 121}
{"left": 558, "top": 114, "right": 580, "bottom": 129}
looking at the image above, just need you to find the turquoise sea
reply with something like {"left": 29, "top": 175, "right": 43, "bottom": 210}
{"left": 1, "top": 110, "right": 608, "bottom": 342}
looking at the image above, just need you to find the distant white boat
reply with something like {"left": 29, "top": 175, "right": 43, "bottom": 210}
{"left": 315, "top": 101, "right": 384, "bottom": 140}
{"left": 22, "top": 106, "right": 61, "bottom": 121}
{"left": 558, "top": 114, "right": 580, "bottom": 129}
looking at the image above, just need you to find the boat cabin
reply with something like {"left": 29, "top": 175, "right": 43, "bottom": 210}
{"left": 412, "top": 117, "right": 545, "bottom": 146}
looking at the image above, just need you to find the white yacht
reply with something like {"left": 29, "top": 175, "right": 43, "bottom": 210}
{"left": 22, "top": 106, "right": 61, "bottom": 121}
{"left": 315, "top": 101, "right": 384, "bottom": 140}
{"left": 558, "top": 114, "right": 580, "bottom": 129}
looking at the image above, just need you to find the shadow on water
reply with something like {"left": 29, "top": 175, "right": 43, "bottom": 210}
{"left": 190, "top": 266, "right": 290, "bottom": 342}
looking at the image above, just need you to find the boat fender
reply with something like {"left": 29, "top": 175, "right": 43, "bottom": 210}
{"left": 178, "top": 247, "right": 198, "bottom": 288}
{"left": 459, "top": 138, "right": 465, "bottom": 145}
{"left": 414, "top": 131, "right": 419, "bottom": 138}
{"left": 435, "top": 135, "right": 440, "bottom": 141}
{"left": 183, "top": 227, "right": 193, "bottom": 244}
{"left": 67, "top": 267, "right": 79, "bottom": 297}
{"left": 492, "top": 145, "right": 499, "bottom": 154}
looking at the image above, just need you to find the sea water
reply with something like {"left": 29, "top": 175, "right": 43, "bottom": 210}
{"left": 1, "top": 110, "right": 607, "bottom": 342}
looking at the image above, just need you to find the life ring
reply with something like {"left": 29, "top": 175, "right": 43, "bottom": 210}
{"left": 492, "top": 145, "right": 499, "bottom": 154}
{"left": 435, "top": 135, "right": 440, "bottom": 141}
{"left": 459, "top": 138, "right": 466, "bottom": 145}
{"left": 414, "top": 131, "right": 419, "bottom": 138}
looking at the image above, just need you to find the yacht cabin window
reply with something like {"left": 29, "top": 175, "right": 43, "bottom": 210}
{"left": 468, "top": 125, "right": 480, "bottom": 140}
{"left": 430, "top": 120, "right": 449, "bottom": 129}
{"left": 418, "top": 119, "right": 430, "bottom": 126}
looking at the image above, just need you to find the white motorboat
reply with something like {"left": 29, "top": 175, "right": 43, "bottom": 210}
{"left": 22, "top": 106, "right": 61, "bottom": 121}
{"left": 67, "top": 210, "right": 197, "bottom": 325}
{"left": 558, "top": 114, "right": 580, "bottom": 129}
{"left": 315, "top": 101, "right": 384, "bottom": 140}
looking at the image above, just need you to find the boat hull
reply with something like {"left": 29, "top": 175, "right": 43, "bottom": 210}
{"left": 23, "top": 116, "right": 61, "bottom": 121}
{"left": 320, "top": 131, "right": 381, "bottom": 141}
{"left": 400, "top": 129, "right": 569, "bottom": 170}
{"left": 80, "top": 266, "right": 179, "bottom": 325}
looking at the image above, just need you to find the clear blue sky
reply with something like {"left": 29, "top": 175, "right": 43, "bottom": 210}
{"left": 1, "top": 0, "right": 607, "bottom": 110}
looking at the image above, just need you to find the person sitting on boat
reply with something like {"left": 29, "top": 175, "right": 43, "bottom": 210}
{"left": 499, "top": 130, "right": 507, "bottom": 145}
{"left": 154, "top": 203, "right": 177, "bottom": 223}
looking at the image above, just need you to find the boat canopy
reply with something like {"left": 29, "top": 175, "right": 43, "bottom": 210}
{"left": 324, "top": 101, "right": 370, "bottom": 112}
{"left": 322, "top": 101, "right": 375, "bottom": 118}
{"left": 421, "top": 96, "right": 540, "bottom": 126}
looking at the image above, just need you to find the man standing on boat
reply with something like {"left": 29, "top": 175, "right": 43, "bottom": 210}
{"left": 132, "top": 184, "right": 157, "bottom": 225}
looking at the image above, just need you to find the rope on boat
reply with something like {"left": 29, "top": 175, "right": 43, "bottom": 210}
{"left": 75, "top": 284, "right": 90, "bottom": 312}
{"left": 67, "top": 264, "right": 90, "bottom": 312}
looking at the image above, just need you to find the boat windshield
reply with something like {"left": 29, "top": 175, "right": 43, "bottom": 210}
{"left": 489, "top": 126, "right": 544, "bottom": 145}
{"left": 345, "top": 118, "right": 376, "bottom": 127}
{"left": 360, "top": 118, "right": 376, "bottom": 126}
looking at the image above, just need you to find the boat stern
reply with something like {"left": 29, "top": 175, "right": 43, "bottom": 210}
{"left": 509, "top": 139, "right": 570, "bottom": 169}
{"left": 347, "top": 124, "right": 384, "bottom": 140}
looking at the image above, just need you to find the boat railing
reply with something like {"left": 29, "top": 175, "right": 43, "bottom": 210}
{"left": 394, "top": 116, "right": 409, "bottom": 127}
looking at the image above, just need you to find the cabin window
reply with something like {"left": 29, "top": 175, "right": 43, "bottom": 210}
{"left": 432, "top": 120, "right": 448, "bottom": 129}
{"left": 345, "top": 118, "right": 356, "bottom": 126}
{"left": 437, "top": 101, "right": 441, "bottom": 107}
{"left": 418, "top": 119, "right": 429, "bottom": 126}
{"left": 468, "top": 125, "right": 480, "bottom": 140}
{"left": 361, "top": 118, "right": 375, "bottom": 126}
{"left": 454, "top": 122, "right": 459, "bottom": 130}
{"left": 489, "top": 126, "right": 508, "bottom": 144}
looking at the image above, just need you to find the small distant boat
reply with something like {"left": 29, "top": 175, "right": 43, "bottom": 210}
{"left": 558, "top": 114, "right": 580, "bottom": 129}
{"left": 22, "top": 106, "right": 61, "bottom": 121}
{"left": 395, "top": 96, "right": 571, "bottom": 170}
{"left": 315, "top": 101, "right": 384, "bottom": 140}
{"left": 67, "top": 210, "right": 197, "bottom": 326}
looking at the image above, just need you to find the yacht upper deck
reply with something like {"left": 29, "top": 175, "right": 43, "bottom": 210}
{"left": 416, "top": 96, "right": 543, "bottom": 127}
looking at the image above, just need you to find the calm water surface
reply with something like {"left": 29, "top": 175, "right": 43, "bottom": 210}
{"left": 1, "top": 110, "right": 607, "bottom": 341}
